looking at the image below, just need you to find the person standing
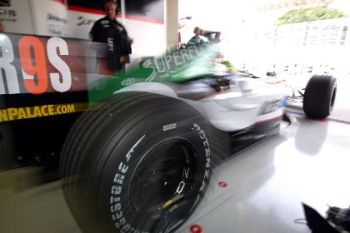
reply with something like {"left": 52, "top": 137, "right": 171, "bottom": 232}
{"left": 90, "top": 0, "right": 132, "bottom": 72}
{"left": 187, "top": 27, "right": 204, "bottom": 45}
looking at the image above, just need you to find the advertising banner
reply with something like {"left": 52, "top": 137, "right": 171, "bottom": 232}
{"left": 0, "top": 33, "right": 88, "bottom": 96}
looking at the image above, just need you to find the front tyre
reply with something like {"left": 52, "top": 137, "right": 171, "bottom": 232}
{"left": 303, "top": 75, "right": 337, "bottom": 119}
{"left": 61, "top": 92, "right": 211, "bottom": 233}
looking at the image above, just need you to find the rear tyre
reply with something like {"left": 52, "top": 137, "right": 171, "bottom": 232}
{"left": 303, "top": 75, "right": 337, "bottom": 119}
{"left": 60, "top": 92, "right": 212, "bottom": 233}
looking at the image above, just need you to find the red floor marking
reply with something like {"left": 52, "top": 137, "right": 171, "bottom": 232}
{"left": 190, "top": 224, "right": 203, "bottom": 233}
{"left": 218, "top": 181, "right": 228, "bottom": 188}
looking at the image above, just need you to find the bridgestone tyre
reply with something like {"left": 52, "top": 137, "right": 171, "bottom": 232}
{"left": 60, "top": 92, "right": 212, "bottom": 233}
{"left": 303, "top": 75, "right": 337, "bottom": 119}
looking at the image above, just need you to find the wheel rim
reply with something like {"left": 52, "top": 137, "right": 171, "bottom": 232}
{"left": 128, "top": 138, "right": 198, "bottom": 231}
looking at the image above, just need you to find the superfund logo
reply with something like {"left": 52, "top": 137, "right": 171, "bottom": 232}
{"left": 0, "top": 34, "right": 72, "bottom": 95}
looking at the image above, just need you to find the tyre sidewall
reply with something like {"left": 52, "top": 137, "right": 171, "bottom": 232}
{"left": 88, "top": 104, "right": 211, "bottom": 233}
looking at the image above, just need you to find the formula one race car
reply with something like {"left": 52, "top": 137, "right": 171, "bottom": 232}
{"left": 0, "top": 33, "right": 337, "bottom": 233}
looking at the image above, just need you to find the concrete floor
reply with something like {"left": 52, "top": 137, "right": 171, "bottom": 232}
{"left": 176, "top": 118, "right": 350, "bottom": 233}
{"left": 1, "top": 103, "right": 350, "bottom": 233}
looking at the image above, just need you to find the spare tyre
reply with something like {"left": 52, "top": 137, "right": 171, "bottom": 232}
{"left": 303, "top": 75, "right": 337, "bottom": 119}
{"left": 60, "top": 92, "right": 212, "bottom": 233}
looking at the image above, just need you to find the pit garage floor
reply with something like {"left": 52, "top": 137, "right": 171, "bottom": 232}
{"left": 176, "top": 117, "right": 350, "bottom": 233}
{"left": 1, "top": 108, "right": 350, "bottom": 233}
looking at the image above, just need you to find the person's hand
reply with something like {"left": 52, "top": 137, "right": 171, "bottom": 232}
{"left": 129, "top": 38, "right": 134, "bottom": 44}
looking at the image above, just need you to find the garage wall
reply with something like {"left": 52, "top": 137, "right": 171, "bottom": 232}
{"left": 66, "top": 10, "right": 105, "bottom": 40}
{"left": 65, "top": 0, "right": 112, "bottom": 39}
{"left": 66, "top": 0, "right": 168, "bottom": 57}
{"left": 166, "top": 0, "right": 178, "bottom": 49}
{"left": 0, "top": 0, "right": 35, "bottom": 34}
{"left": 30, "top": 0, "right": 68, "bottom": 37}
{"left": 1, "top": 0, "right": 177, "bottom": 57}
{"left": 0, "top": 0, "right": 68, "bottom": 36}
{"left": 123, "top": 19, "right": 166, "bottom": 57}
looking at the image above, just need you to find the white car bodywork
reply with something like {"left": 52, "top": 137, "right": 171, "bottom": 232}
{"left": 116, "top": 76, "right": 289, "bottom": 132}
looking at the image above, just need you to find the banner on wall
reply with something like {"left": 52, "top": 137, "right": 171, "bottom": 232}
{"left": 0, "top": 33, "right": 88, "bottom": 96}
{"left": 125, "top": 0, "right": 164, "bottom": 24}
{"left": 67, "top": 0, "right": 121, "bottom": 15}
{"left": 30, "top": 0, "right": 68, "bottom": 36}
{"left": 0, "top": 0, "right": 34, "bottom": 34}
{"left": 65, "top": 0, "right": 166, "bottom": 56}
{"left": 66, "top": 0, "right": 121, "bottom": 39}
{"left": 1, "top": 0, "right": 166, "bottom": 57}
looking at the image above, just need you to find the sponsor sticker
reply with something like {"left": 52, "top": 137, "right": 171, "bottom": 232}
{"left": 0, "top": 103, "right": 87, "bottom": 122}
{"left": 258, "top": 100, "right": 280, "bottom": 116}
{"left": 162, "top": 123, "right": 177, "bottom": 131}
